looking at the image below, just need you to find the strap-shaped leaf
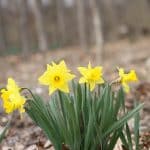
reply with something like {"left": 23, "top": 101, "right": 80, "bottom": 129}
{"left": 0, "top": 121, "right": 10, "bottom": 143}
{"left": 103, "top": 103, "right": 144, "bottom": 138}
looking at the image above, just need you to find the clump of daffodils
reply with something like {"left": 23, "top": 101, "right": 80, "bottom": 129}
{"left": 0, "top": 60, "right": 143, "bottom": 149}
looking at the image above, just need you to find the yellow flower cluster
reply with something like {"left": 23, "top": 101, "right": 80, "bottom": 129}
{"left": 38, "top": 61, "right": 104, "bottom": 94}
{"left": 0, "top": 60, "right": 138, "bottom": 114}
{"left": 1, "top": 78, "right": 25, "bottom": 114}
{"left": 38, "top": 60, "right": 138, "bottom": 94}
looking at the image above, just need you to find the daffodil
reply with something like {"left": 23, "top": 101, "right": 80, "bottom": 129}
{"left": 118, "top": 68, "right": 138, "bottom": 93}
{"left": 78, "top": 62, "right": 104, "bottom": 91}
{"left": 0, "top": 78, "right": 25, "bottom": 114}
{"left": 38, "top": 60, "right": 75, "bottom": 95}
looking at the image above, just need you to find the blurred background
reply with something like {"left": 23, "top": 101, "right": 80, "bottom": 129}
{"left": 0, "top": 0, "right": 150, "bottom": 149}
{"left": 0, "top": 0, "right": 149, "bottom": 83}
{"left": 0, "top": 0, "right": 150, "bottom": 53}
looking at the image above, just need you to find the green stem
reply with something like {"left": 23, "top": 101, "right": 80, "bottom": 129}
{"left": 0, "top": 114, "right": 12, "bottom": 143}
{"left": 98, "top": 85, "right": 100, "bottom": 96}
{"left": 58, "top": 91, "right": 67, "bottom": 124}
{"left": 83, "top": 83, "right": 87, "bottom": 125}
{"left": 84, "top": 83, "right": 87, "bottom": 103}
{"left": 134, "top": 100, "right": 140, "bottom": 150}
{"left": 110, "top": 77, "right": 121, "bottom": 86}
{"left": 20, "top": 87, "right": 36, "bottom": 100}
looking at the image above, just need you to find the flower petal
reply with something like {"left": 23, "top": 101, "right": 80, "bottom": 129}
{"left": 78, "top": 67, "right": 88, "bottom": 76}
{"left": 122, "top": 82, "right": 130, "bottom": 93}
{"left": 38, "top": 71, "right": 50, "bottom": 85}
{"left": 79, "top": 77, "right": 87, "bottom": 83}
{"left": 59, "top": 83, "right": 69, "bottom": 93}
{"left": 49, "top": 86, "right": 57, "bottom": 95}
{"left": 89, "top": 82, "right": 95, "bottom": 91}
{"left": 96, "top": 78, "right": 104, "bottom": 84}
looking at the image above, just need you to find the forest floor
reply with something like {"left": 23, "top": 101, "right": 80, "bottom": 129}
{"left": 0, "top": 37, "right": 150, "bottom": 149}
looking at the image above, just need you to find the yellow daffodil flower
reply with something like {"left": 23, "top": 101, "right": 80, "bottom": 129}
{"left": 0, "top": 78, "right": 25, "bottom": 114}
{"left": 78, "top": 62, "right": 104, "bottom": 91}
{"left": 38, "top": 60, "right": 75, "bottom": 95}
{"left": 118, "top": 68, "right": 138, "bottom": 93}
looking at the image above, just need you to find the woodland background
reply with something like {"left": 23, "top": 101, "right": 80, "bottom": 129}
{"left": 0, "top": 0, "right": 150, "bottom": 56}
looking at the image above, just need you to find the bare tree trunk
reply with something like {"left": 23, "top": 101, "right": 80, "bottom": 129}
{"left": 125, "top": 0, "right": 150, "bottom": 36}
{"left": 28, "top": 0, "right": 48, "bottom": 51}
{"left": 56, "top": 0, "right": 66, "bottom": 45}
{"left": 0, "top": 0, "right": 7, "bottom": 51}
{"left": 17, "top": 0, "right": 30, "bottom": 56}
{"left": 89, "top": 0, "right": 104, "bottom": 64}
{"left": 76, "top": 0, "right": 87, "bottom": 51}
{"left": 101, "top": 0, "right": 118, "bottom": 40}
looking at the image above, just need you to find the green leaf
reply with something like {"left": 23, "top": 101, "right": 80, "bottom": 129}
{"left": 120, "top": 131, "right": 130, "bottom": 149}
{"left": 114, "top": 88, "right": 125, "bottom": 116}
{"left": 0, "top": 121, "right": 10, "bottom": 143}
{"left": 125, "top": 123, "right": 133, "bottom": 150}
{"left": 134, "top": 101, "right": 140, "bottom": 150}
{"left": 25, "top": 82, "right": 143, "bottom": 150}
{"left": 108, "top": 132, "right": 120, "bottom": 150}
{"left": 103, "top": 103, "right": 144, "bottom": 138}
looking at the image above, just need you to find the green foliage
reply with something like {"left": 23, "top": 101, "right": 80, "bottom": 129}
{"left": 0, "top": 121, "right": 10, "bottom": 143}
{"left": 25, "top": 83, "right": 143, "bottom": 150}
{"left": 134, "top": 101, "right": 140, "bottom": 150}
